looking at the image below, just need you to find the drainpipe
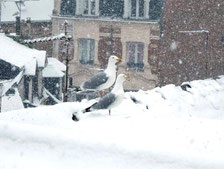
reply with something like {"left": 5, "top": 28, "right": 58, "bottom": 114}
{"left": 63, "top": 21, "right": 69, "bottom": 102}
{"left": 205, "top": 31, "right": 209, "bottom": 77}
{"left": 0, "top": 0, "right": 2, "bottom": 31}
{"left": 110, "top": 25, "right": 114, "bottom": 56}
{"left": 0, "top": 83, "right": 3, "bottom": 113}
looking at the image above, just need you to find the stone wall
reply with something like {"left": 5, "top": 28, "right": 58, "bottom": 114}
{"left": 1, "top": 21, "right": 53, "bottom": 57}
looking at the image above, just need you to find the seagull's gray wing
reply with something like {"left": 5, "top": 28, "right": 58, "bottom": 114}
{"left": 92, "top": 93, "right": 117, "bottom": 110}
{"left": 82, "top": 72, "right": 109, "bottom": 90}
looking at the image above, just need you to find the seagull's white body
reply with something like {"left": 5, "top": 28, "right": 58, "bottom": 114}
{"left": 92, "top": 74, "right": 129, "bottom": 110}
{"left": 97, "top": 58, "right": 117, "bottom": 91}
{"left": 80, "top": 55, "right": 122, "bottom": 91}
{"left": 106, "top": 74, "right": 127, "bottom": 109}
{"left": 72, "top": 74, "right": 130, "bottom": 121}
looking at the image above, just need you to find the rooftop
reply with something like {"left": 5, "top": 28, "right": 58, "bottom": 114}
{"left": 42, "top": 57, "right": 65, "bottom": 78}
{"left": 0, "top": 33, "right": 46, "bottom": 75}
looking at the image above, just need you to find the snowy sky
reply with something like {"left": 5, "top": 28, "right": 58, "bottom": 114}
{"left": 1, "top": 0, "right": 54, "bottom": 22}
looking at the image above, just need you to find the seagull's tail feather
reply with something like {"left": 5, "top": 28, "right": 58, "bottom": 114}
{"left": 72, "top": 102, "right": 98, "bottom": 122}
{"left": 130, "top": 96, "right": 142, "bottom": 104}
{"left": 83, "top": 102, "right": 98, "bottom": 113}
{"left": 130, "top": 96, "right": 149, "bottom": 110}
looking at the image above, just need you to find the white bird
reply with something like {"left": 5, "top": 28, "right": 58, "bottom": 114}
{"left": 73, "top": 74, "right": 130, "bottom": 121}
{"left": 80, "top": 55, "right": 122, "bottom": 91}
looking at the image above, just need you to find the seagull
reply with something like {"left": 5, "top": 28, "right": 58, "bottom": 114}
{"left": 80, "top": 55, "right": 122, "bottom": 91}
{"left": 72, "top": 74, "right": 130, "bottom": 121}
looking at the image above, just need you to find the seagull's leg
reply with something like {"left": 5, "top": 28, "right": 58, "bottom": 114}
{"left": 109, "top": 109, "right": 111, "bottom": 116}
{"left": 99, "top": 91, "right": 103, "bottom": 98}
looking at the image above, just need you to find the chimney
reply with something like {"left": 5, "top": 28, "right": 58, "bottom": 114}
{"left": 16, "top": 16, "right": 21, "bottom": 36}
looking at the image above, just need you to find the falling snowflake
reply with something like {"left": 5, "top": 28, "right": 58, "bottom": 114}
{"left": 170, "top": 41, "right": 178, "bottom": 51}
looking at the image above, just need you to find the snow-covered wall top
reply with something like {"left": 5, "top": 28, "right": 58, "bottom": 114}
{"left": 1, "top": 0, "right": 54, "bottom": 22}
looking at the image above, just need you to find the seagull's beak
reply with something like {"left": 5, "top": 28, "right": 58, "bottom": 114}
{"left": 125, "top": 76, "right": 131, "bottom": 81}
{"left": 116, "top": 58, "right": 122, "bottom": 62}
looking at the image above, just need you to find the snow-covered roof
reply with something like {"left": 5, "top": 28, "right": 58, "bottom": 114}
{"left": 23, "top": 33, "right": 73, "bottom": 44}
{"left": 42, "top": 57, "right": 65, "bottom": 78}
{"left": 1, "top": 70, "right": 24, "bottom": 96}
{"left": 33, "top": 51, "right": 46, "bottom": 68}
{"left": 42, "top": 64, "right": 64, "bottom": 78}
{"left": 1, "top": 0, "right": 54, "bottom": 22}
{"left": 0, "top": 33, "right": 46, "bottom": 75}
{"left": 48, "top": 57, "right": 66, "bottom": 72}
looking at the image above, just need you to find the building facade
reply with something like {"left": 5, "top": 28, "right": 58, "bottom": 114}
{"left": 158, "top": 0, "right": 224, "bottom": 86}
{"left": 52, "top": 0, "right": 164, "bottom": 90}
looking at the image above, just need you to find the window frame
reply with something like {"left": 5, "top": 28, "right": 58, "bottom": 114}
{"left": 79, "top": 38, "right": 95, "bottom": 65}
{"left": 126, "top": 42, "right": 144, "bottom": 71}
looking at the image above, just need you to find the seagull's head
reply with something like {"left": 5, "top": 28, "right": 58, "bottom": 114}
{"left": 117, "top": 74, "right": 131, "bottom": 83}
{"left": 109, "top": 55, "right": 122, "bottom": 65}
{"left": 112, "top": 74, "right": 130, "bottom": 93}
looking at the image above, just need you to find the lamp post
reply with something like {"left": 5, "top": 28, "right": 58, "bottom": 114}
{"left": 63, "top": 21, "right": 69, "bottom": 102}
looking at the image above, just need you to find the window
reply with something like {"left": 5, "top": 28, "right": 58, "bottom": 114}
{"left": 127, "top": 42, "right": 144, "bottom": 70}
{"left": 79, "top": 39, "right": 95, "bottom": 65}
{"left": 83, "top": 0, "right": 96, "bottom": 15}
{"left": 149, "top": 0, "right": 165, "bottom": 20}
{"left": 99, "top": 0, "right": 124, "bottom": 17}
{"left": 61, "top": 0, "right": 76, "bottom": 16}
{"left": 24, "top": 76, "right": 30, "bottom": 100}
{"left": 131, "top": 0, "right": 145, "bottom": 18}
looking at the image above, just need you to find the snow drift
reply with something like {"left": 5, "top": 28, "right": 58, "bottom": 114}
{"left": 0, "top": 76, "right": 224, "bottom": 169}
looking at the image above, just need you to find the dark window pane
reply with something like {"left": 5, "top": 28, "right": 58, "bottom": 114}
{"left": 137, "top": 43, "right": 144, "bottom": 63}
{"left": 222, "top": 36, "right": 224, "bottom": 47}
{"left": 127, "top": 42, "right": 144, "bottom": 70}
{"left": 149, "top": 0, "right": 165, "bottom": 20}
{"left": 139, "top": 0, "right": 145, "bottom": 17}
{"left": 131, "top": 0, "right": 136, "bottom": 17}
{"left": 128, "top": 43, "right": 136, "bottom": 63}
{"left": 61, "top": 0, "right": 76, "bottom": 16}
{"left": 83, "top": 0, "right": 89, "bottom": 14}
{"left": 89, "top": 39, "right": 95, "bottom": 61}
{"left": 80, "top": 39, "right": 95, "bottom": 64}
{"left": 99, "top": 0, "right": 124, "bottom": 17}
{"left": 91, "top": 0, "right": 96, "bottom": 15}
